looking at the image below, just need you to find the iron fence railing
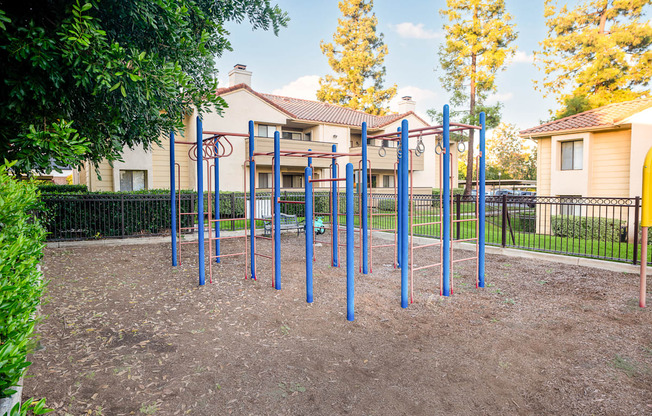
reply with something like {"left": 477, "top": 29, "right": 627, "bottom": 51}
{"left": 40, "top": 192, "right": 651, "bottom": 265}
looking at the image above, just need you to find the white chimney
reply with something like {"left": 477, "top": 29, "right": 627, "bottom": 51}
{"left": 398, "top": 96, "right": 416, "bottom": 113}
{"left": 228, "top": 64, "right": 252, "bottom": 87}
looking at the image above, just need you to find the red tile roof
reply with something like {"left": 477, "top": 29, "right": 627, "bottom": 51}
{"left": 217, "top": 83, "right": 428, "bottom": 128}
{"left": 520, "top": 98, "right": 652, "bottom": 137}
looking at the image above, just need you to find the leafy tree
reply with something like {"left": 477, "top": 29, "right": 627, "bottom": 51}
{"left": 554, "top": 94, "right": 592, "bottom": 119}
{"left": 486, "top": 123, "right": 536, "bottom": 180}
{"left": 536, "top": 0, "right": 652, "bottom": 117}
{"left": 434, "top": 0, "right": 517, "bottom": 195}
{"left": 317, "top": 0, "right": 396, "bottom": 115}
{"left": 0, "top": 0, "right": 288, "bottom": 176}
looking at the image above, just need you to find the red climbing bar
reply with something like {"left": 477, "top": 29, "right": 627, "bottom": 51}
{"left": 309, "top": 178, "right": 346, "bottom": 183}
{"left": 452, "top": 256, "right": 477, "bottom": 264}
{"left": 413, "top": 241, "right": 443, "bottom": 249}
{"left": 277, "top": 200, "right": 305, "bottom": 204}
{"left": 455, "top": 237, "right": 478, "bottom": 243}
{"left": 413, "top": 262, "right": 442, "bottom": 272}
{"left": 202, "top": 130, "right": 249, "bottom": 137}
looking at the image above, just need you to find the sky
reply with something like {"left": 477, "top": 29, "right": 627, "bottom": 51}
{"left": 215, "top": 0, "right": 561, "bottom": 131}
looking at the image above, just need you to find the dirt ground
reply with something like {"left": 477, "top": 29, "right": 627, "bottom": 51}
{"left": 25, "top": 234, "right": 652, "bottom": 415}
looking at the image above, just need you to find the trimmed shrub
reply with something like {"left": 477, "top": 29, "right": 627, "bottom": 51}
{"left": 36, "top": 184, "right": 87, "bottom": 193}
{"left": 0, "top": 162, "right": 47, "bottom": 399}
{"left": 513, "top": 214, "right": 536, "bottom": 233}
{"left": 377, "top": 199, "right": 395, "bottom": 212}
{"left": 433, "top": 187, "right": 464, "bottom": 196}
{"left": 551, "top": 215, "right": 625, "bottom": 243}
{"left": 275, "top": 192, "right": 329, "bottom": 218}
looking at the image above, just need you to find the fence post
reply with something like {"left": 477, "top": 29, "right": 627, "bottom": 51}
{"left": 455, "top": 193, "right": 461, "bottom": 240}
{"left": 634, "top": 196, "right": 640, "bottom": 265}
{"left": 231, "top": 192, "right": 236, "bottom": 231}
{"left": 501, "top": 194, "right": 507, "bottom": 248}
{"left": 121, "top": 193, "right": 125, "bottom": 238}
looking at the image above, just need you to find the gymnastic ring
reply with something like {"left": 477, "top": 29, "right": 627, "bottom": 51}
{"left": 378, "top": 146, "right": 386, "bottom": 157}
{"left": 397, "top": 149, "right": 402, "bottom": 159}
{"left": 415, "top": 148, "right": 422, "bottom": 158}
{"left": 457, "top": 141, "right": 466, "bottom": 153}
{"left": 416, "top": 141, "right": 426, "bottom": 154}
{"left": 435, "top": 143, "right": 443, "bottom": 155}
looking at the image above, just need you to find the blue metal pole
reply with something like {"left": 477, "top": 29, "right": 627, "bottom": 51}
{"left": 305, "top": 167, "right": 314, "bottom": 303}
{"left": 442, "top": 105, "right": 451, "bottom": 296}
{"left": 346, "top": 162, "right": 355, "bottom": 321}
{"left": 196, "top": 117, "right": 205, "bottom": 286}
{"left": 396, "top": 126, "right": 402, "bottom": 268}
{"left": 308, "top": 149, "right": 312, "bottom": 168}
{"left": 332, "top": 144, "right": 338, "bottom": 267}
{"left": 273, "top": 131, "right": 281, "bottom": 290}
{"left": 249, "top": 121, "right": 256, "bottom": 279}
{"left": 400, "top": 119, "right": 409, "bottom": 307}
{"left": 478, "top": 112, "right": 486, "bottom": 288}
{"left": 361, "top": 122, "right": 369, "bottom": 274}
{"left": 214, "top": 137, "right": 220, "bottom": 263}
{"left": 170, "top": 131, "right": 177, "bottom": 267}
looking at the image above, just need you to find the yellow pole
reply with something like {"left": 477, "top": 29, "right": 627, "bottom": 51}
{"left": 640, "top": 147, "right": 652, "bottom": 308}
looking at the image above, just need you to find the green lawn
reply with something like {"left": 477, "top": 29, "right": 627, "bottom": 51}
{"left": 205, "top": 209, "right": 646, "bottom": 264}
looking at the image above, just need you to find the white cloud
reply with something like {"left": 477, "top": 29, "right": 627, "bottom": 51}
{"left": 389, "top": 86, "right": 438, "bottom": 118}
{"left": 390, "top": 22, "right": 441, "bottom": 40}
{"left": 486, "top": 92, "right": 514, "bottom": 104}
{"left": 271, "top": 75, "right": 321, "bottom": 100}
{"left": 511, "top": 50, "right": 534, "bottom": 64}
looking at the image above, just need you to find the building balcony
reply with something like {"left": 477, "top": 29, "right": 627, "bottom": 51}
{"left": 349, "top": 146, "right": 424, "bottom": 171}
{"left": 246, "top": 137, "right": 336, "bottom": 168}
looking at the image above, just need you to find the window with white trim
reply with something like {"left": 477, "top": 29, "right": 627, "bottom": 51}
{"left": 257, "top": 124, "right": 276, "bottom": 138}
{"left": 120, "top": 170, "right": 147, "bottom": 191}
{"left": 561, "top": 140, "right": 583, "bottom": 170}
{"left": 282, "top": 174, "right": 303, "bottom": 188}
{"left": 258, "top": 173, "right": 271, "bottom": 188}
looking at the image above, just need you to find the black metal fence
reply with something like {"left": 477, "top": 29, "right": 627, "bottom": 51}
{"left": 40, "top": 192, "right": 651, "bottom": 265}
{"left": 40, "top": 192, "right": 245, "bottom": 241}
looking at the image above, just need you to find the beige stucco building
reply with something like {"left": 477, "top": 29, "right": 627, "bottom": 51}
{"left": 520, "top": 98, "right": 652, "bottom": 238}
{"left": 77, "top": 65, "right": 457, "bottom": 194}
{"left": 520, "top": 98, "right": 652, "bottom": 199}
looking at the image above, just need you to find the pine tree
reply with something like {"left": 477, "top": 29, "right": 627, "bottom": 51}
{"left": 436, "top": 0, "right": 517, "bottom": 195}
{"left": 317, "top": 0, "right": 396, "bottom": 115}
{"left": 536, "top": 0, "right": 652, "bottom": 117}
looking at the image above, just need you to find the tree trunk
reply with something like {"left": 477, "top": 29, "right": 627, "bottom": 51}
{"left": 464, "top": 5, "right": 478, "bottom": 196}
{"left": 465, "top": 81, "right": 475, "bottom": 196}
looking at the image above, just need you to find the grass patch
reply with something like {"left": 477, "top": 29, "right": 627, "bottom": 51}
{"left": 612, "top": 355, "right": 639, "bottom": 377}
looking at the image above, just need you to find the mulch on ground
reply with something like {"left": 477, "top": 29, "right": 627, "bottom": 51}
{"left": 25, "top": 235, "right": 652, "bottom": 415}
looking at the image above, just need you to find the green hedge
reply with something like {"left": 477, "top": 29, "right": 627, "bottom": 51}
{"left": 277, "top": 192, "right": 330, "bottom": 217}
{"left": 433, "top": 187, "right": 464, "bottom": 196}
{"left": 36, "top": 184, "right": 87, "bottom": 193}
{"left": 551, "top": 215, "right": 625, "bottom": 243}
{"left": 377, "top": 199, "right": 395, "bottom": 212}
{"left": 0, "top": 163, "right": 47, "bottom": 399}
{"left": 39, "top": 190, "right": 250, "bottom": 240}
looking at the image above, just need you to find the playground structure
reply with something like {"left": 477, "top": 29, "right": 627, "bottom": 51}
{"left": 169, "top": 104, "right": 487, "bottom": 320}
{"left": 169, "top": 119, "right": 250, "bottom": 286}
{"left": 247, "top": 125, "right": 368, "bottom": 292}
{"left": 640, "top": 147, "right": 652, "bottom": 308}
{"left": 366, "top": 105, "right": 486, "bottom": 308}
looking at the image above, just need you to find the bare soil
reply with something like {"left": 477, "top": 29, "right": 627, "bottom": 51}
{"left": 25, "top": 235, "right": 652, "bottom": 415}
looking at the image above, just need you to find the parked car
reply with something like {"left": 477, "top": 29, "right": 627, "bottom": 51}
{"left": 518, "top": 191, "right": 537, "bottom": 207}
{"left": 493, "top": 189, "right": 515, "bottom": 196}
{"left": 470, "top": 189, "right": 490, "bottom": 196}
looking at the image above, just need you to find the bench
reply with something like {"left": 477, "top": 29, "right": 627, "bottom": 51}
{"left": 263, "top": 213, "right": 305, "bottom": 236}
